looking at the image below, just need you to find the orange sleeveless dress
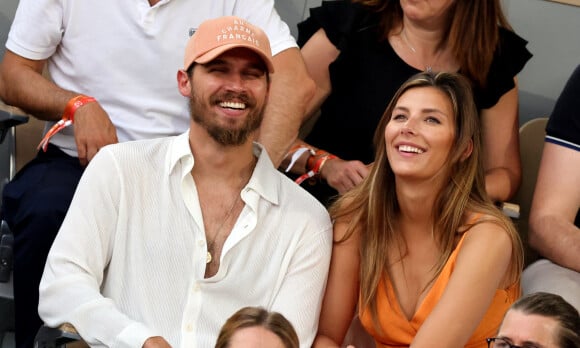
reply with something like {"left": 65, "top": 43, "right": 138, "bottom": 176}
{"left": 359, "top": 231, "right": 520, "bottom": 348}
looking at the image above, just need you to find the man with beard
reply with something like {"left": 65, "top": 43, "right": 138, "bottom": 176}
{"left": 37, "top": 17, "right": 332, "bottom": 348}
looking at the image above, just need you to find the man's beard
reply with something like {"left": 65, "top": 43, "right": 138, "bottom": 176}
{"left": 190, "top": 91, "right": 265, "bottom": 146}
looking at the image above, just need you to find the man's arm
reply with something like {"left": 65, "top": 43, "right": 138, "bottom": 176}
{"left": 528, "top": 142, "right": 580, "bottom": 272}
{"left": 270, "top": 212, "right": 332, "bottom": 348}
{"left": 0, "top": 50, "right": 68, "bottom": 121}
{"left": 38, "top": 148, "right": 156, "bottom": 347}
{"left": 0, "top": 50, "right": 118, "bottom": 164}
{"left": 257, "top": 47, "right": 315, "bottom": 167}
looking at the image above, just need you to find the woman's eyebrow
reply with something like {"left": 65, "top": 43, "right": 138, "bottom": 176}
{"left": 393, "top": 105, "right": 449, "bottom": 117}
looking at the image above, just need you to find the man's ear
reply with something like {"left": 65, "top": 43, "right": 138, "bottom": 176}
{"left": 177, "top": 69, "right": 191, "bottom": 97}
{"left": 461, "top": 139, "right": 473, "bottom": 161}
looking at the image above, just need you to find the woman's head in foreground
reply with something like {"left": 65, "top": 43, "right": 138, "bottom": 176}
{"left": 215, "top": 307, "right": 299, "bottom": 348}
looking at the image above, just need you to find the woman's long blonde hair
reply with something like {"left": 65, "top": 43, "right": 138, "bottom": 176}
{"left": 351, "top": 0, "right": 512, "bottom": 88}
{"left": 330, "top": 71, "right": 523, "bottom": 329}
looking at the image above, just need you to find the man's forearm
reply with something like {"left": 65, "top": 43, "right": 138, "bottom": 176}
{"left": 258, "top": 47, "right": 315, "bottom": 167}
{"left": 0, "top": 51, "right": 75, "bottom": 121}
{"left": 529, "top": 214, "right": 580, "bottom": 272}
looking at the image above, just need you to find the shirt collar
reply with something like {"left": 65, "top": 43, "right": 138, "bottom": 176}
{"left": 246, "top": 143, "right": 279, "bottom": 206}
{"left": 166, "top": 132, "right": 280, "bottom": 206}
{"left": 167, "top": 131, "right": 193, "bottom": 175}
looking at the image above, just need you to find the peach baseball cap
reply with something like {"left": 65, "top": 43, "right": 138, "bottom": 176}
{"left": 183, "top": 16, "right": 274, "bottom": 73}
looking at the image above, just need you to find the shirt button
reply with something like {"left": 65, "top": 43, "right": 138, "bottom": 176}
{"left": 186, "top": 323, "right": 193, "bottom": 332}
{"left": 193, "top": 283, "right": 200, "bottom": 292}
{"left": 197, "top": 239, "right": 205, "bottom": 247}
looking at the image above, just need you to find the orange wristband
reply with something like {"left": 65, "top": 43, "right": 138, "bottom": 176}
{"left": 306, "top": 149, "right": 330, "bottom": 172}
{"left": 37, "top": 95, "right": 97, "bottom": 152}
{"left": 317, "top": 154, "right": 337, "bottom": 176}
{"left": 295, "top": 154, "right": 338, "bottom": 185}
{"left": 64, "top": 95, "right": 97, "bottom": 122}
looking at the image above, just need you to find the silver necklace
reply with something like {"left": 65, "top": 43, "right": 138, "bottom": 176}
{"left": 401, "top": 28, "right": 441, "bottom": 72}
{"left": 205, "top": 194, "right": 241, "bottom": 264}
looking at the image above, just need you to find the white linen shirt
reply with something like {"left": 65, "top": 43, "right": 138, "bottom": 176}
{"left": 39, "top": 132, "right": 332, "bottom": 348}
